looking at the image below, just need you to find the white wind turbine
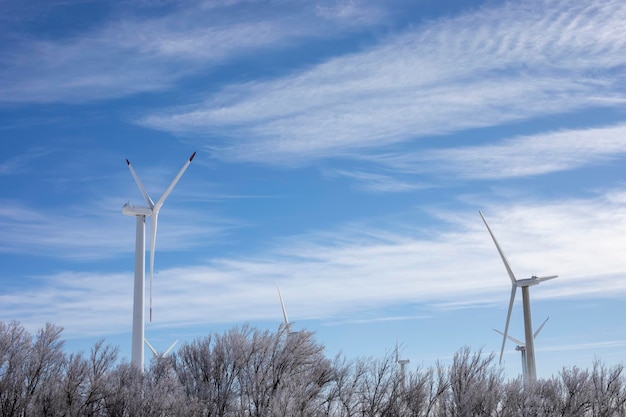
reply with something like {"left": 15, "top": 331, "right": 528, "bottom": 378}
{"left": 494, "top": 317, "right": 549, "bottom": 381}
{"left": 480, "top": 211, "right": 557, "bottom": 383}
{"left": 145, "top": 338, "right": 179, "bottom": 359}
{"left": 122, "top": 152, "right": 195, "bottom": 371}
{"left": 395, "top": 338, "right": 410, "bottom": 382}
{"left": 277, "top": 286, "right": 298, "bottom": 335}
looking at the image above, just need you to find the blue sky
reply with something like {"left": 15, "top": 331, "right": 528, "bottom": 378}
{"left": 1, "top": 0, "right": 625, "bottom": 379}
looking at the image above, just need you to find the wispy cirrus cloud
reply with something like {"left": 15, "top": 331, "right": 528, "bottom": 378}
{"left": 0, "top": 147, "right": 49, "bottom": 175}
{"left": 139, "top": 0, "right": 626, "bottom": 164}
{"left": 0, "top": 0, "right": 386, "bottom": 104}
{"left": 324, "top": 169, "right": 426, "bottom": 193}
{"left": 370, "top": 123, "right": 626, "bottom": 180}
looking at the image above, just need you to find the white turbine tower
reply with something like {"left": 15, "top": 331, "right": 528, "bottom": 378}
{"left": 493, "top": 317, "right": 549, "bottom": 381}
{"left": 480, "top": 211, "right": 557, "bottom": 383}
{"left": 123, "top": 151, "right": 195, "bottom": 371}
{"left": 145, "top": 338, "right": 179, "bottom": 359}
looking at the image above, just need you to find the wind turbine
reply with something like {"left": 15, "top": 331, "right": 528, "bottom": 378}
{"left": 479, "top": 211, "right": 557, "bottom": 382}
{"left": 493, "top": 317, "right": 549, "bottom": 381}
{"left": 122, "top": 152, "right": 195, "bottom": 371}
{"left": 145, "top": 338, "right": 179, "bottom": 359}
{"left": 277, "top": 286, "right": 298, "bottom": 335}
{"left": 395, "top": 338, "right": 410, "bottom": 384}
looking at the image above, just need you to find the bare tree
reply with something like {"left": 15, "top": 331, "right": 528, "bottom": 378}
{"left": 267, "top": 327, "right": 333, "bottom": 417}
{"left": 402, "top": 366, "right": 437, "bottom": 417}
{"left": 589, "top": 360, "right": 626, "bottom": 417}
{"left": 0, "top": 321, "right": 65, "bottom": 417}
{"left": 355, "top": 353, "right": 396, "bottom": 417}
{"left": 0, "top": 321, "right": 34, "bottom": 417}
{"left": 447, "top": 346, "right": 502, "bottom": 417}
{"left": 559, "top": 366, "right": 592, "bottom": 417}
{"left": 327, "top": 354, "right": 366, "bottom": 417}
{"left": 101, "top": 361, "right": 143, "bottom": 417}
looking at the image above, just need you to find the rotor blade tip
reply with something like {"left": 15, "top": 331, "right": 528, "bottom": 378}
{"left": 190, "top": 151, "right": 196, "bottom": 161}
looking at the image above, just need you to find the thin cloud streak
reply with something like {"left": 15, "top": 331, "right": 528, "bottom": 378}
{"left": 372, "top": 123, "right": 626, "bottom": 180}
{"left": 0, "top": 148, "right": 50, "bottom": 175}
{"left": 325, "top": 169, "right": 426, "bottom": 193}
{"left": 139, "top": 0, "right": 626, "bottom": 164}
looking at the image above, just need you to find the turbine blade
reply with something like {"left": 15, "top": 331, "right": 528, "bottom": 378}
{"left": 534, "top": 316, "right": 550, "bottom": 339}
{"left": 479, "top": 211, "right": 518, "bottom": 284}
{"left": 277, "top": 286, "right": 289, "bottom": 325}
{"left": 163, "top": 340, "right": 179, "bottom": 356}
{"left": 493, "top": 329, "right": 525, "bottom": 346}
{"left": 395, "top": 336, "right": 399, "bottom": 363}
{"left": 149, "top": 212, "right": 159, "bottom": 322}
{"left": 144, "top": 338, "right": 158, "bottom": 357}
{"left": 153, "top": 152, "right": 196, "bottom": 212}
{"left": 500, "top": 285, "right": 517, "bottom": 364}
{"left": 126, "top": 159, "right": 154, "bottom": 208}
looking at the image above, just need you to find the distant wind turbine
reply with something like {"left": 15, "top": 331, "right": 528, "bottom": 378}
{"left": 277, "top": 286, "right": 299, "bottom": 335}
{"left": 395, "top": 337, "right": 410, "bottom": 380}
{"left": 122, "top": 152, "right": 195, "bottom": 371}
{"left": 494, "top": 316, "right": 549, "bottom": 381}
{"left": 480, "top": 211, "right": 557, "bottom": 383}
{"left": 145, "top": 338, "right": 179, "bottom": 359}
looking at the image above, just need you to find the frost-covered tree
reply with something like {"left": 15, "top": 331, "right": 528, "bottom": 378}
{"left": 589, "top": 360, "right": 626, "bottom": 417}
{"left": 447, "top": 347, "right": 503, "bottom": 417}
{"left": 0, "top": 321, "right": 65, "bottom": 417}
{"left": 2, "top": 320, "right": 626, "bottom": 417}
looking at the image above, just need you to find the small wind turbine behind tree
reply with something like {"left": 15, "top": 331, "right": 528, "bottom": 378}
{"left": 494, "top": 317, "right": 549, "bottom": 381}
{"left": 122, "top": 152, "right": 195, "bottom": 371}
{"left": 277, "top": 286, "right": 299, "bottom": 335}
{"left": 480, "top": 211, "right": 557, "bottom": 383}
{"left": 144, "top": 338, "right": 179, "bottom": 359}
{"left": 395, "top": 338, "right": 410, "bottom": 388}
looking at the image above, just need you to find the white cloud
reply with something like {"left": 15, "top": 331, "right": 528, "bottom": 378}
{"left": 139, "top": 0, "right": 626, "bottom": 164}
{"left": 0, "top": 1, "right": 385, "bottom": 103}
{"left": 372, "top": 123, "right": 626, "bottom": 179}
{"left": 3, "top": 188, "right": 625, "bottom": 336}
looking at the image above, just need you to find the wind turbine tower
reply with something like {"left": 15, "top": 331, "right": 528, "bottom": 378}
{"left": 480, "top": 211, "right": 557, "bottom": 383}
{"left": 122, "top": 152, "right": 195, "bottom": 371}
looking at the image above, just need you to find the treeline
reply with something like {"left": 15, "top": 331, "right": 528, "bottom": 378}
{"left": 1, "top": 321, "right": 625, "bottom": 417}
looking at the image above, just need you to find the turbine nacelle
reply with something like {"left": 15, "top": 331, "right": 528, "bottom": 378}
{"left": 515, "top": 275, "right": 558, "bottom": 287}
{"left": 122, "top": 203, "right": 154, "bottom": 217}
